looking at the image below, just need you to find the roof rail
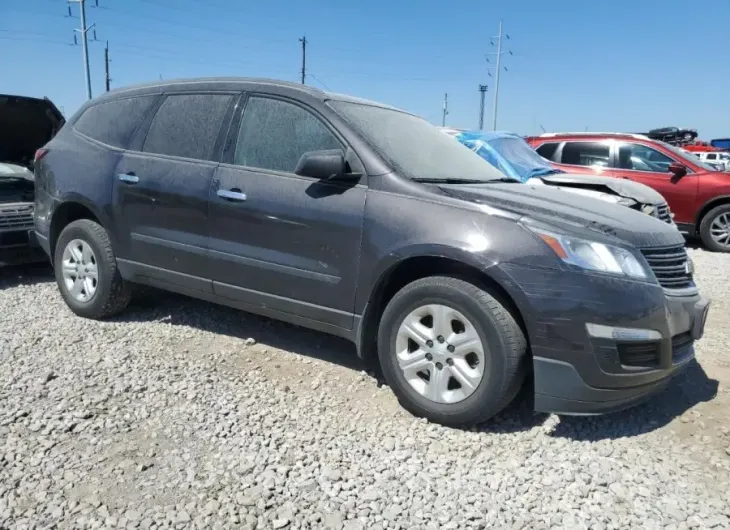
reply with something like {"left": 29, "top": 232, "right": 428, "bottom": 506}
{"left": 539, "top": 132, "right": 650, "bottom": 140}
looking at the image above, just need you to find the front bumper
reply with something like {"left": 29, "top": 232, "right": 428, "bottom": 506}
{"left": 497, "top": 263, "right": 710, "bottom": 415}
{"left": 534, "top": 295, "right": 708, "bottom": 415}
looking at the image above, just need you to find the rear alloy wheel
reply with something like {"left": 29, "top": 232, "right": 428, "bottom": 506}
{"left": 699, "top": 204, "right": 730, "bottom": 252}
{"left": 378, "top": 276, "right": 527, "bottom": 427}
{"left": 54, "top": 219, "right": 131, "bottom": 318}
{"left": 61, "top": 239, "right": 99, "bottom": 303}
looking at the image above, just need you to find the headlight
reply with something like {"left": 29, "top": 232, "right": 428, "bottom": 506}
{"left": 529, "top": 227, "right": 653, "bottom": 280}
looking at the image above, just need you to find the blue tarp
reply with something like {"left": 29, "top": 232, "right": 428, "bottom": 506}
{"left": 445, "top": 129, "right": 557, "bottom": 182}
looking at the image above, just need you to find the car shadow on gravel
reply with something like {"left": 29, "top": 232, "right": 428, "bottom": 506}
{"left": 117, "top": 288, "right": 365, "bottom": 371}
{"left": 549, "top": 359, "right": 719, "bottom": 441}
{"left": 0, "top": 262, "right": 54, "bottom": 289}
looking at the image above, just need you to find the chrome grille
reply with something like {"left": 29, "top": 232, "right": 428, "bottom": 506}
{"left": 655, "top": 204, "right": 673, "bottom": 224}
{"left": 640, "top": 245, "right": 693, "bottom": 289}
{"left": 0, "top": 205, "right": 34, "bottom": 230}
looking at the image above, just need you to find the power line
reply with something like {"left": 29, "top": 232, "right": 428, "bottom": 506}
{"left": 308, "top": 73, "right": 331, "bottom": 91}
{"left": 486, "top": 20, "right": 513, "bottom": 131}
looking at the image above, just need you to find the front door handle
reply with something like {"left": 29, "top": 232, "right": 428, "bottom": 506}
{"left": 217, "top": 189, "right": 247, "bottom": 202}
{"left": 118, "top": 173, "right": 139, "bottom": 184}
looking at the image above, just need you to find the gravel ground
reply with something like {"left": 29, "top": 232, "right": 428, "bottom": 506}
{"left": 1, "top": 247, "right": 729, "bottom": 530}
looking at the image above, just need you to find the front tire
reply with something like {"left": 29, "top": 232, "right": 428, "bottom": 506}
{"left": 377, "top": 276, "right": 527, "bottom": 427}
{"left": 54, "top": 219, "right": 131, "bottom": 319}
{"left": 699, "top": 204, "right": 730, "bottom": 252}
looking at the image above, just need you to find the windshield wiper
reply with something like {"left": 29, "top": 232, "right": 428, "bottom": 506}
{"left": 527, "top": 167, "right": 561, "bottom": 178}
{"left": 412, "top": 178, "right": 488, "bottom": 184}
{"left": 479, "top": 176, "right": 523, "bottom": 184}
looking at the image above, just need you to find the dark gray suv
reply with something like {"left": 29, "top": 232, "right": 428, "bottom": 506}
{"left": 33, "top": 78, "right": 710, "bottom": 426}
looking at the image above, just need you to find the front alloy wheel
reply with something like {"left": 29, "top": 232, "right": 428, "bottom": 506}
{"left": 395, "top": 304, "right": 485, "bottom": 404}
{"left": 377, "top": 276, "right": 527, "bottom": 427}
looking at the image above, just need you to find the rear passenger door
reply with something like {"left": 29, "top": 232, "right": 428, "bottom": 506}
{"left": 113, "top": 92, "right": 235, "bottom": 290}
{"left": 208, "top": 94, "right": 366, "bottom": 330}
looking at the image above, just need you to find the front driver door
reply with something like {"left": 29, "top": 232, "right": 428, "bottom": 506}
{"left": 208, "top": 94, "right": 366, "bottom": 331}
{"left": 611, "top": 141, "right": 698, "bottom": 225}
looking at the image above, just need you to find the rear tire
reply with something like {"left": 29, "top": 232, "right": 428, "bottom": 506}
{"left": 699, "top": 204, "right": 730, "bottom": 253}
{"left": 54, "top": 219, "right": 131, "bottom": 319}
{"left": 377, "top": 276, "right": 527, "bottom": 427}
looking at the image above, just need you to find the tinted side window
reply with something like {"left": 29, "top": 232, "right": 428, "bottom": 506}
{"left": 143, "top": 94, "right": 232, "bottom": 161}
{"left": 535, "top": 142, "right": 558, "bottom": 160}
{"left": 617, "top": 143, "right": 674, "bottom": 172}
{"left": 561, "top": 142, "right": 610, "bottom": 167}
{"left": 234, "top": 97, "right": 341, "bottom": 173}
{"left": 706, "top": 153, "right": 717, "bottom": 160}
{"left": 74, "top": 96, "right": 156, "bottom": 149}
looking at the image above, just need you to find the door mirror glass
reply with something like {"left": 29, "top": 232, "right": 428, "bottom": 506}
{"left": 295, "top": 149, "right": 347, "bottom": 180}
{"left": 668, "top": 162, "right": 688, "bottom": 177}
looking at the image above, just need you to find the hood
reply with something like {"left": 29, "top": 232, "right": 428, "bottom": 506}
{"left": 439, "top": 182, "right": 684, "bottom": 249}
{"left": 0, "top": 162, "right": 34, "bottom": 182}
{"left": 537, "top": 173, "right": 665, "bottom": 204}
{"left": 0, "top": 94, "right": 65, "bottom": 170}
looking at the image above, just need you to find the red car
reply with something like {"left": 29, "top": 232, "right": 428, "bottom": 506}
{"left": 526, "top": 132, "right": 730, "bottom": 252}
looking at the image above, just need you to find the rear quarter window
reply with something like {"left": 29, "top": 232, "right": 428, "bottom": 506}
{"left": 73, "top": 95, "right": 157, "bottom": 149}
{"left": 535, "top": 142, "right": 558, "bottom": 160}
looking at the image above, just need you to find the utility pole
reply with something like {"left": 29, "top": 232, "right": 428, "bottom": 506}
{"left": 478, "top": 85, "right": 488, "bottom": 130}
{"left": 442, "top": 93, "right": 448, "bottom": 127}
{"left": 486, "top": 20, "right": 512, "bottom": 130}
{"left": 69, "top": 0, "right": 96, "bottom": 100}
{"left": 104, "top": 41, "right": 111, "bottom": 92}
{"left": 299, "top": 35, "right": 307, "bottom": 84}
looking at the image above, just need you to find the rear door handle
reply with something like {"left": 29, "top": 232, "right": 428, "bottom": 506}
{"left": 217, "top": 189, "right": 247, "bottom": 202}
{"left": 118, "top": 173, "right": 139, "bottom": 184}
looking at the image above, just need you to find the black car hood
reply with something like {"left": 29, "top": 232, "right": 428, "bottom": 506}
{"left": 0, "top": 94, "right": 65, "bottom": 170}
{"left": 537, "top": 173, "right": 665, "bottom": 204}
{"left": 440, "top": 182, "right": 684, "bottom": 249}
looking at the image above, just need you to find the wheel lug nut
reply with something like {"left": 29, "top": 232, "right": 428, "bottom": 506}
{"left": 437, "top": 336, "right": 445, "bottom": 343}
{"left": 435, "top": 362, "right": 443, "bottom": 370}
{"left": 446, "top": 358, "right": 454, "bottom": 366}
{"left": 426, "top": 340, "right": 433, "bottom": 348}
{"left": 447, "top": 345, "right": 455, "bottom": 353}
{"left": 425, "top": 353, "right": 433, "bottom": 361}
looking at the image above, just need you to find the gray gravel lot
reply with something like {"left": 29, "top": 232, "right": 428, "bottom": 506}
{"left": 1, "top": 247, "right": 729, "bottom": 529}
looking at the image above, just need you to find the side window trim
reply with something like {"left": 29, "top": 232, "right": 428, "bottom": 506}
{"left": 220, "top": 92, "right": 248, "bottom": 165}
{"left": 129, "top": 95, "right": 165, "bottom": 152}
{"left": 131, "top": 91, "right": 238, "bottom": 162}
{"left": 221, "top": 93, "right": 348, "bottom": 178}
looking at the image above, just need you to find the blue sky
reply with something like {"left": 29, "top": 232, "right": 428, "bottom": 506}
{"left": 2, "top": 0, "right": 729, "bottom": 138}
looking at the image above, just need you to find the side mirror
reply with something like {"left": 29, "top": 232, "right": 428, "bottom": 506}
{"left": 668, "top": 162, "right": 688, "bottom": 178}
{"left": 295, "top": 149, "right": 360, "bottom": 181}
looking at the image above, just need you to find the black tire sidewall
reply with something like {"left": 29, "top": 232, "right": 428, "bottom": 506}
{"left": 700, "top": 204, "right": 730, "bottom": 253}
{"left": 378, "top": 282, "right": 511, "bottom": 424}
{"left": 54, "top": 222, "right": 116, "bottom": 317}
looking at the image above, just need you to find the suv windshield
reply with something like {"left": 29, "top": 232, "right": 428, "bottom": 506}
{"left": 660, "top": 141, "right": 718, "bottom": 172}
{"left": 328, "top": 101, "right": 508, "bottom": 182}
